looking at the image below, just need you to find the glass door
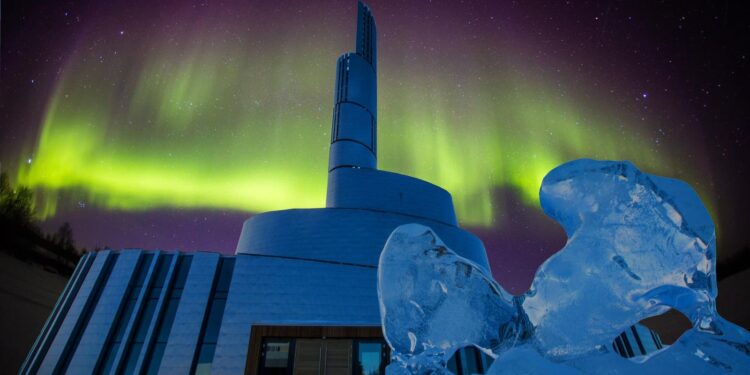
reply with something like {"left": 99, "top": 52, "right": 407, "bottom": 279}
{"left": 251, "top": 327, "right": 388, "bottom": 375}
{"left": 292, "top": 339, "right": 324, "bottom": 375}
{"left": 288, "top": 339, "right": 352, "bottom": 375}
{"left": 260, "top": 340, "right": 293, "bottom": 375}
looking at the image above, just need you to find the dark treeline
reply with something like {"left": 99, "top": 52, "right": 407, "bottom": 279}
{"left": 0, "top": 172, "right": 83, "bottom": 275}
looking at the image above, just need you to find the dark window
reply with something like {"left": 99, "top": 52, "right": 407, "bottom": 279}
{"left": 612, "top": 324, "right": 666, "bottom": 358}
{"left": 191, "top": 257, "right": 235, "bottom": 374}
{"left": 256, "top": 337, "right": 388, "bottom": 375}
{"left": 615, "top": 337, "right": 626, "bottom": 357}
{"left": 447, "top": 353, "right": 459, "bottom": 374}
{"left": 202, "top": 299, "right": 227, "bottom": 343}
{"left": 122, "top": 342, "right": 142, "bottom": 374}
{"left": 95, "top": 253, "right": 154, "bottom": 374}
{"left": 152, "top": 255, "right": 174, "bottom": 288}
{"left": 146, "top": 342, "right": 166, "bottom": 375}
{"left": 460, "top": 347, "right": 482, "bottom": 375}
{"left": 249, "top": 326, "right": 387, "bottom": 375}
{"left": 172, "top": 256, "right": 192, "bottom": 288}
{"left": 446, "top": 346, "right": 493, "bottom": 375}
{"left": 260, "top": 339, "right": 293, "bottom": 375}
{"left": 110, "top": 298, "right": 136, "bottom": 341}
{"left": 119, "top": 254, "right": 171, "bottom": 371}
{"left": 98, "top": 342, "right": 119, "bottom": 374}
{"left": 215, "top": 258, "right": 236, "bottom": 293}
{"left": 156, "top": 297, "right": 180, "bottom": 343}
{"left": 57, "top": 253, "right": 118, "bottom": 374}
{"left": 195, "top": 344, "right": 217, "bottom": 375}
{"left": 143, "top": 255, "right": 192, "bottom": 373}
{"left": 355, "top": 341, "right": 385, "bottom": 375}
{"left": 133, "top": 254, "right": 154, "bottom": 286}
{"left": 133, "top": 299, "right": 157, "bottom": 342}
{"left": 620, "top": 335, "right": 635, "bottom": 357}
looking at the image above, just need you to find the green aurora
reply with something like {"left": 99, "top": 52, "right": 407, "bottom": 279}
{"left": 16, "top": 15, "right": 692, "bottom": 227}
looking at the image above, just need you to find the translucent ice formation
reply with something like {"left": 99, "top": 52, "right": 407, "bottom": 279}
{"left": 378, "top": 159, "right": 750, "bottom": 374}
{"left": 377, "top": 225, "right": 525, "bottom": 374}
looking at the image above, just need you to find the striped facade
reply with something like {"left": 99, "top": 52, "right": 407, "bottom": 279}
{"left": 612, "top": 324, "right": 665, "bottom": 358}
{"left": 20, "top": 251, "right": 234, "bottom": 375}
{"left": 19, "top": 246, "right": 665, "bottom": 374}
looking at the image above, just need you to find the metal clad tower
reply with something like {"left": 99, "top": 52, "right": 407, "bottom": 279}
{"left": 20, "top": 4, "right": 505, "bottom": 375}
{"left": 328, "top": 2, "right": 377, "bottom": 171}
{"left": 356, "top": 2, "right": 376, "bottom": 68}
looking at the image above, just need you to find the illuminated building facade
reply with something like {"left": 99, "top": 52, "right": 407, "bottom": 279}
{"left": 21, "top": 3, "right": 488, "bottom": 374}
{"left": 20, "top": 3, "right": 662, "bottom": 374}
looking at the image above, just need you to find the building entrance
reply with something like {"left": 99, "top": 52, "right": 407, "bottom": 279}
{"left": 291, "top": 339, "right": 352, "bottom": 375}
{"left": 248, "top": 326, "right": 388, "bottom": 375}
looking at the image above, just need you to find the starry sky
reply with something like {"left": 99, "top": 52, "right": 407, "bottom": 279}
{"left": 1, "top": 0, "right": 748, "bottom": 294}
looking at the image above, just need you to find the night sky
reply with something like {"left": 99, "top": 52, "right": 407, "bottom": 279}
{"left": 1, "top": 0, "right": 748, "bottom": 294}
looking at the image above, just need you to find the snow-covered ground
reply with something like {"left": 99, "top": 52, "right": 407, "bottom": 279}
{"left": 0, "top": 251, "right": 68, "bottom": 371}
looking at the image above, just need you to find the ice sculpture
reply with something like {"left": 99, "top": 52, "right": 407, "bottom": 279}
{"left": 378, "top": 159, "right": 750, "bottom": 374}
{"left": 377, "top": 225, "right": 526, "bottom": 374}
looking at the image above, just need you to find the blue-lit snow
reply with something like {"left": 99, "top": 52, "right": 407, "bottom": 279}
{"left": 378, "top": 159, "right": 750, "bottom": 374}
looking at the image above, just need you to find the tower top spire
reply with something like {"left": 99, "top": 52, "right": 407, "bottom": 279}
{"left": 326, "top": 2, "right": 378, "bottom": 173}
{"left": 356, "top": 1, "right": 376, "bottom": 69}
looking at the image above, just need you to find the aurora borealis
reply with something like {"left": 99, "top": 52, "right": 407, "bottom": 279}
{"left": 2, "top": 0, "right": 748, "bottom": 292}
{"left": 12, "top": 1, "right": 681, "bottom": 224}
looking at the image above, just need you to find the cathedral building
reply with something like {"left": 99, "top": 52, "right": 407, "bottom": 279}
{"left": 20, "top": 3, "right": 660, "bottom": 374}
{"left": 20, "top": 3, "right": 489, "bottom": 374}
